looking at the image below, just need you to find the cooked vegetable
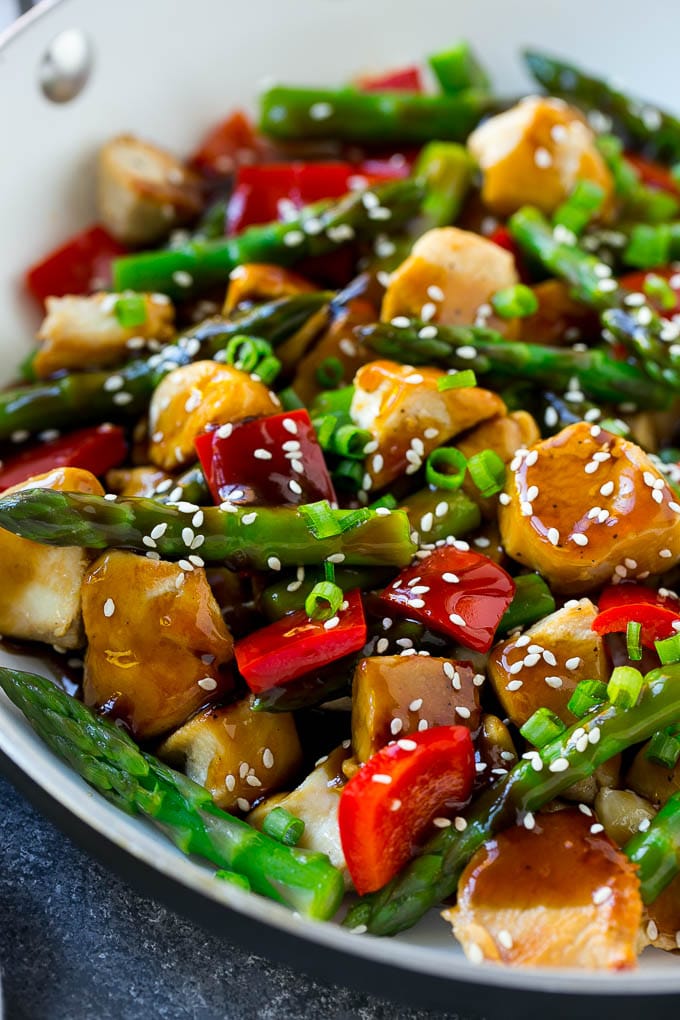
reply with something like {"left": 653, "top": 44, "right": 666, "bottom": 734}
{"left": 0, "top": 425, "right": 126, "bottom": 493}
{"left": 0, "top": 666, "right": 344, "bottom": 919}
{"left": 345, "top": 664, "right": 680, "bottom": 935}
{"left": 25, "top": 225, "right": 125, "bottom": 307}
{"left": 413, "top": 143, "right": 475, "bottom": 228}
{"left": 338, "top": 726, "right": 475, "bottom": 894}
{"left": 428, "top": 42, "right": 490, "bottom": 96}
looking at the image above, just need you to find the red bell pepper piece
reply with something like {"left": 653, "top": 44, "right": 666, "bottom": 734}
{"left": 235, "top": 588, "right": 366, "bottom": 693}
{"left": 593, "top": 583, "right": 680, "bottom": 648}
{"left": 0, "top": 424, "right": 127, "bottom": 493}
{"left": 620, "top": 267, "right": 680, "bottom": 319}
{"left": 338, "top": 725, "right": 474, "bottom": 895}
{"left": 624, "top": 153, "right": 680, "bottom": 197}
{"left": 488, "top": 225, "right": 531, "bottom": 284}
{"left": 25, "top": 226, "right": 126, "bottom": 308}
{"left": 380, "top": 546, "right": 516, "bottom": 653}
{"left": 195, "top": 408, "right": 336, "bottom": 507}
{"left": 190, "top": 110, "right": 264, "bottom": 176}
{"left": 356, "top": 66, "right": 423, "bottom": 93}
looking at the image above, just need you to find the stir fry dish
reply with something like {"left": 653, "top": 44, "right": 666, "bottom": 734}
{"left": 4, "top": 43, "right": 680, "bottom": 970}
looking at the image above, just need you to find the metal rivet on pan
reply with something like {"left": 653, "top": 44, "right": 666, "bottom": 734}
{"left": 39, "top": 28, "right": 93, "bottom": 103}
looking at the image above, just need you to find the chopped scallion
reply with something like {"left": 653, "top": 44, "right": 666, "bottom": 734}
{"left": 643, "top": 273, "right": 677, "bottom": 311}
{"left": 624, "top": 223, "right": 672, "bottom": 269}
{"left": 305, "top": 579, "right": 343, "bottom": 621}
{"left": 437, "top": 369, "right": 477, "bottom": 391}
{"left": 607, "top": 665, "right": 644, "bottom": 709}
{"left": 370, "top": 493, "right": 398, "bottom": 511}
{"left": 567, "top": 679, "right": 609, "bottom": 718}
{"left": 626, "top": 620, "right": 643, "bottom": 661}
{"left": 215, "top": 869, "right": 251, "bottom": 891}
{"left": 114, "top": 293, "right": 147, "bottom": 328}
{"left": 520, "top": 706, "right": 567, "bottom": 747}
{"left": 467, "top": 448, "right": 506, "bottom": 498}
{"left": 655, "top": 632, "right": 680, "bottom": 665}
{"left": 646, "top": 729, "right": 680, "bottom": 769}
{"left": 425, "top": 447, "right": 467, "bottom": 491}
{"left": 298, "top": 500, "right": 343, "bottom": 539}
{"left": 553, "top": 180, "right": 605, "bottom": 236}
{"left": 278, "top": 387, "right": 305, "bottom": 411}
{"left": 316, "top": 356, "right": 345, "bottom": 389}
{"left": 491, "top": 284, "right": 539, "bottom": 319}
{"left": 338, "top": 508, "right": 372, "bottom": 532}
{"left": 262, "top": 807, "right": 306, "bottom": 846}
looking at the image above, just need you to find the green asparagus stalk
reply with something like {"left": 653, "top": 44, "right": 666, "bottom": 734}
{"left": 401, "top": 486, "right": 481, "bottom": 545}
{"left": 428, "top": 42, "right": 491, "bottom": 96}
{"left": 624, "top": 791, "right": 680, "bottom": 903}
{"left": 260, "top": 566, "right": 394, "bottom": 622}
{"left": 0, "top": 490, "right": 416, "bottom": 570}
{"left": 509, "top": 207, "right": 680, "bottom": 390}
{"left": 345, "top": 664, "right": 680, "bottom": 935}
{"left": 114, "top": 178, "right": 425, "bottom": 297}
{"left": 259, "top": 86, "right": 489, "bottom": 144}
{"left": 413, "top": 142, "right": 475, "bottom": 228}
{"left": 0, "top": 294, "right": 329, "bottom": 440}
{"left": 152, "top": 464, "right": 211, "bottom": 506}
{"left": 356, "top": 320, "right": 670, "bottom": 408}
{"left": 524, "top": 50, "right": 680, "bottom": 164}
{"left": 0, "top": 666, "right": 343, "bottom": 919}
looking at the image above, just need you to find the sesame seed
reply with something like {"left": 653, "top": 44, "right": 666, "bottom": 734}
{"left": 103, "top": 598, "right": 115, "bottom": 618}
{"left": 473, "top": 673, "right": 485, "bottom": 686}
{"left": 283, "top": 230, "right": 305, "bottom": 247}
{"left": 571, "top": 532, "right": 589, "bottom": 546}
{"left": 113, "top": 392, "right": 133, "bottom": 406}
{"left": 442, "top": 572, "right": 459, "bottom": 583}
{"left": 523, "top": 653, "right": 541, "bottom": 668}
{"left": 590, "top": 823, "right": 604, "bottom": 834}
{"left": 534, "top": 146, "right": 552, "bottom": 168}
{"left": 647, "top": 920, "right": 659, "bottom": 942}
{"left": 652, "top": 488, "right": 663, "bottom": 503}
{"left": 254, "top": 448, "right": 273, "bottom": 460}
{"left": 543, "top": 650, "right": 557, "bottom": 666}
{"left": 433, "top": 817, "right": 451, "bottom": 828}
{"left": 456, "top": 706, "right": 471, "bottom": 719}
{"left": 454, "top": 817, "right": 468, "bottom": 831}
{"left": 593, "top": 887, "right": 612, "bottom": 905}
{"left": 172, "top": 270, "right": 193, "bottom": 288}
{"left": 455, "top": 345, "right": 477, "bottom": 360}
{"left": 584, "top": 461, "right": 598, "bottom": 474}
{"left": 398, "top": 738, "right": 417, "bottom": 751}
{"left": 267, "top": 556, "right": 281, "bottom": 571}
{"left": 372, "top": 773, "right": 392, "bottom": 784}
{"left": 544, "top": 676, "right": 563, "bottom": 689}
{"left": 499, "top": 493, "right": 511, "bottom": 506}
{"left": 350, "top": 924, "right": 368, "bottom": 935}
{"left": 324, "top": 616, "right": 340, "bottom": 630}
{"left": 660, "top": 548, "right": 673, "bottom": 558}
{"left": 467, "top": 943, "right": 484, "bottom": 964}
{"left": 548, "top": 757, "right": 569, "bottom": 772}
{"left": 198, "top": 677, "right": 217, "bottom": 691}
{"left": 449, "top": 612, "right": 466, "bottom": 627}
{"left": 547, "top": 527, "right": 560, "bottom": 546}
{"left": 599, "top": 480, "right": 615, "bottom": 497}
{"left": 565, "top": 656, "right": 581, "bottom": 669}
{"left": 246, "top": 774, "right": 262, "bottom": 788}
{"left": 506, "top": 680, "right": 523, "bottom": 691}
{"left": 497, "top": 930, "right": 514, "bottom": 950}
{"left": 526, "top": 485, "right": 539, "bottom": 502}
{"left": 588, "top": 727, "right": 601, "bottom": 744}
{"left": 523, "top": 811, "right": 536, "bottom": 830}
{"left": 638, "top": 818, "right": 651, "bottom": 832}
{"left": 242, "top": 512, "right": 257, "bottom": 525}
{"left": 421, "top": 302, "right": 437, "bottom": 322}
{"left": 236, "top": 798, "right": 251, "bottom": 812}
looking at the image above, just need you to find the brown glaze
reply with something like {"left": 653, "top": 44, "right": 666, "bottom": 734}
{"left": 106, "top": 465, "right": 173, "bottom": 498}
{"left": 159, "top": 694, "right": 302, "bottom": 812}
{"left": 148, "top": 360, "right": 280, "bottom": 470}
{"left": 293, "top": 297, "right": 377, "bottom": 405}
{"left": 488, "top": 599, "right": 607, "bottom": 727}
{"left": 351, "top": 655, "right": 481, "bottom": 763}
{"left": 351, "top": 359, "right": 505, "bottom": 491}
{"left": 223, "top": 263, "right": 316, "bottom": 314}
{"left": 445, "top": 808, "right": 642, "bottom": 968}
{"left": 82, "top": 550, "right": 234, "bottom": 739}
{"left": 499, "top": 422, "right": 680, "bottom": 592}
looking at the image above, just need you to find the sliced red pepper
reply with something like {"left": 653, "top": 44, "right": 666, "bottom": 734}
{"left": 0, "top": 424, "right": 127, "bottom": 492}
{"left": 25, "top": 226, "right": 126, "bottom": 308}
{"left": 624, "top": 153, "right": 680, "bottom": 197}
{"left": 236, "top": 588, "right": 366, "bottom": 693}
{"left": 190, "top": 110, "right": 264, "bottom": 177}
{"left": 594, "top": 583, "right": 680, "bottom": 648}
{"left": 380, "top": 547, "right": 516, "bottom": 653}
{"left": 195, "top": 408, "right": 336, "bottom": 507}
{"left": 338, "top": 725, "right": 474, "bottom": 895}
{"left": 356, "top": 66, "right": 423, "bottom": 93}
{"left": 619, "top": 267, "right": 680, "bottom": 319}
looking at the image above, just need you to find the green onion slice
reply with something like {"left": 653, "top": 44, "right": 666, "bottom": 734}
{"left": 626, "top": 620, "right": 643, "bottom": 661}
{"left": 643, "top": 273, "right": 677, "bottom": 311}
{"left": 646, "top": 729, "right": 680, "bottom": 769}
{"left": 553, "top": 179, "right": 606, "bottom": 236}
{"left": 607, "top": 665, "right": 644, "bottom": 709}
{"left": 305, "top": 580, "right": 343, "bottom": 621}
{"left": 567, "top": 679, "right": 609, "bottom": 718}
{"left": 425, "top": 447, "right": 467, "bottom": 491}
{"left": 298, "top": 500, "right": 343, "bottom": 539}
{"left": 262, "top": 807, "right": 306, "bottom": 846}
{"left": 655, "top": 632, "right": 680, "bottom": 665}
{"left": 114, "top": 293, "right": 147, "bottom": 328}
{"left": 316, "top": 356, "right": 345, "bottom": 389}
{"left": 437, "top": 370, "right": 477, "bottom": 391}
{"left": 467, "top": 449, "right": 506, "bottom": 498}
{"left": 520, "top": 707, "right": 567, "bottom": 748}
{"left": 491, "top": 284, "right": 539, "bottom": 320}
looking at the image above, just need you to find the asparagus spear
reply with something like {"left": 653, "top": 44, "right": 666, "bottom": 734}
{"left": 624, "top": 791, "right": 680, "bottom": 904}
{"left": 345, "top": 664, "right": 680, "bottom": 935}
{"left": 114, "top": 178, "right": 425, "bottom": 297}
{"left": 259, "top": 86, "right": 489, "bottom": 144}
{"left": 152, "top": 463, "right": 210, "bottom": 506}
{"left": 0, "top": 666, "right": 343, "bottom": 919}
{"left": 0, "top": 294, "right": 329, "bottom": 441}
{"left": 0, "top": 490, "right": 416, "bottom": 569}
{"left": 428, "top": 42, "right": 491, "bottom": 96}
{"left": 356, "top": 320, "right": 670, "bottom": 408}
{"left": 401, "top": 486, "right": 480, "bottom": 545}
{"left": 509, "top": 207, "right": 680, "bottom": 389}
{"left": 524, "top": 50, "right": 680, "bottom": 164}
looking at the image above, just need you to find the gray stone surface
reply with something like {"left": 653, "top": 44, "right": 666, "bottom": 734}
{"left": 0, "top": 776, "right": 463, "bottom": 1020}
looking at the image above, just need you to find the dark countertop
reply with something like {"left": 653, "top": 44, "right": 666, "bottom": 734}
{"left": 0, "top": 775, "right": 460, "bottom": 1020}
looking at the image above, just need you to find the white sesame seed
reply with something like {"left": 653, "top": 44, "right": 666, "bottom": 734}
{"left": 565, "top": 656, "right": 581, "bottom": 670}
{"left": 467, "top": 943, "right": 484, "bottom": 965}
{"left": 571, "top": 532, "right": 589, "bottom": 546}
{"left": 588, "top": 727, "right": 601, "bottom": 744}
{"left": 172, "top": 270, "right": 193, "bottom": 288}
{"left": 499, "top": 493, "right": 511, "bottom": 506}
{"left": 638, "top": 818, "right": 651, "bottom": 832}
{"left": 372, "top": 773, "right": 392, "bottom": 785}
{"left": 534, "top": 146, "right": 552, "bottom": 168}
{"left": 526, "top": 485, "right": 539, "bottom": 502}
{"left": 323, "top": 616, "right": 340, "bottom": 630}
{"left": 523, "top": 653, "right": 541, "bottom": 668}
{"left": 547, "top": 527, "right": 560, "bottom": 546}
{"left": 254, "top": 448, "right": 273, "bottom": 461}
{"left": 647, "top": 920, "right": 659, "bottom": 942}
{"left": 548, "top": 757, "right": 569, "bottom": 772}
{"left": 433, "top": 817, "right": 452, "bottom": 829}
{"left": 267, "top": 556, "right": 281, "bottom": 571}
{"left": 599, "top": 481, "right": 615, "bottom": 497}
{"left": 455, "top": 706, "right": 471, "bottom": 719}
{"left": 102, "top": 598, "right": 116, "bottom": 618}
{"left": 506, "top": 680, "right": 523, "bottom": 691}
{"left": 198, "top": 677, "right": 217, "bottom": 691}
{"left": 543, "top": 650, "right": 557, "bottom": 666}
{"left": 449, "top": 612, "right": 466, "bottom": 627}
{"left": 579, "top": 803, "right": 593, "bottom": 816}
{"left": 456, "top": 345, "right": 477, "bottom": 360}
{"left": 593, "top": 887, "right": 612, "bottom": 905}
{"left": 524, "top": 811, "right": 536, "bottom": 830}
{"left": 283, "top": 230, "right": 305, "bottom": 247}
{"left": 442, "top": 572, "right": 459, "bottom": 583}
{"left": 236, "top": 798, "right": 251, "bottom": 812}
{"left": 409, "top": 698, "right": 423, "bottom": 712}
{"left": 590, "top": 823, "right": 604, "bottom": 834}
{"left": 242, "top": 512, "right": 257, "bottom": 525}
{"left": 544, "top": 676, "right": 563, "bottom": 689}
{"left": 397, "top": 738, "right": 418, "bottom": 752}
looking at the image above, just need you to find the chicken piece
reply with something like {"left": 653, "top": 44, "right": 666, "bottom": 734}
{"left": 498, "top": 422, "right": 680, "bottom": 593}
{"left": 444, "top": 808, "right": 642, "bottom": 968}
{"left": 106, "top": 466, "right": 173, "bottom": 498}
{"left": 158, "top": 694, "right": 302, "bottom": 813}
{"left": 248, "top": 744, "right": 351, "bottom": 885}
{"left": 292, "top": 298, "right": 377, "bottom": 405}
{"left": 488, "top": 599, "right": 606, "bottom": 727}
{"left": 0, "top": 467, "right": 104, "bottom": 649}
{"left": 351, "top": 656, "right": 481, "bottom": 763}
{"left": 223, "top": 263, "right": 316, "bottom": 314}
{"left": 82, "top": 550, "right": 233, "bottom": 739}
{"left": 457, "top": 411, "right": 540, "bottom": 518}
{"left": 351, "top": 359, "right": 505, "bottom": 492}
{"left": 34, "top": 292, "right": 175, "bottom": 379}
{"left": 642, "top": 873, "right": 680, "bottom": 952}
{"left": 467, "top": 96, "right": 614, "bottom": 217}
{"left": 97, "top": 135, "right": 203, "bottom": 246}
{"left": 626, "top": 742, "right": 680, "bottom": 807}
{"left": 381, "top": 227, "right": 518, "bottom": 336}
{"left": 148, "top": 360, "right": 280, "bottom": 470}
{"left": 595, "top": 788, "right": 656, "bottom": 847}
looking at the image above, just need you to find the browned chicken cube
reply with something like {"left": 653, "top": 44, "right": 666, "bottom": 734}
{"left": 82, "top": 550, "right": 234, "bottom": 739}
{"left": 292, "top": 298, "right": 377, "bottom": 405}
{"left": 444, "top": 808, "right": 642, "bottom": 968}
{"left": 97, "top": 135, "right": 203, "bottom": 245}
{"left": 498, "top": 422, "right": 680, "bottom": 592}
{"left": 488, "top": 599, "right": 606, "bottom": 727}
{"left": 106, "top": 466, "right": 173, "bottom": 498}
{"left": 249, "top": 744, "right": 350, "bottom": 884}
{"left": 0, "top": 467, "right": 104, "bottom": 649}
{"left": 34, "top": 292, "right": 175, "bottom": 378}
{"left": 467, "top": 97, "right": 613, "bottom": 217}
{"left": 148, "top": 361, "right": 281, "bottom": 470}
{"left": 223, "top": 263, "right": 316, "bottom": 313}
{"left": 158, "top": 694, "right": 302, "bottom": 813}
{"left": 350, "top": 359, "right": 505, "bottom": 492}
{"left": 351, "top": 655, "right": 481, "bottom": 763}
{"left": 456, "top": 411, "right": 540, "bottom": 518}
{"left": 381, "top": 227, "right": 518, "bottom": 336}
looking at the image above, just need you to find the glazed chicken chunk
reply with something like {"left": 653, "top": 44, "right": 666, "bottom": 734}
{"left": 467, "top": 96, "right": 614, "bottom": 216}
{"left": 444, "top": 809, "right": 642, "bottom": 968}
{"left": 498, "top": 422, "right": 680, "bottom": 592}
{"left": 350, "top": 359, "right": 505, "bottom": 492}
